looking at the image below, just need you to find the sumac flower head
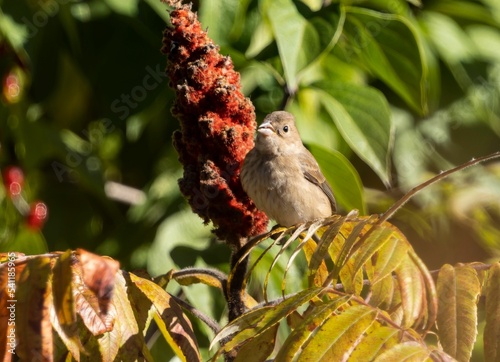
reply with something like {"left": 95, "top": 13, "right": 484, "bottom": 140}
{"left": 162, "top": 3, "right": 268, "bottom": 247}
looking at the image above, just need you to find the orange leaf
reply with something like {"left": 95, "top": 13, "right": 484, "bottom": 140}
{"left": 72, "top": 250, "right": 119, "bottom": 336}
{"left": 15, "top": 257, "right": 53, "bottom": 361}
{"left": 76, "top": 249, "right": 120, "bottom": 314}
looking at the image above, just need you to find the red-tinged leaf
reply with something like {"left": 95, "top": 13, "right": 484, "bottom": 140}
{"left": 129, "top": 272, "right": 200, "bottom": 362}
{"left": 429, "top": 349, "right": 457, "bottom": 362}
{"left": 297, "top": 305, "right": 378, "bottom": 361}
{"left": 484, "top": 263, "right": 500, "bottom": 362}
{"left": 73, "top": 264, "right": 114, "bottom": 335}
{"left": 15, "top": 257, "right": 53, "bottom": 361}
{"left": 409, "top": 250, "right": 438, "bottom": 331}
{"left": 77, "top": 249, "right": 120, "bottom": 315}
{"left": 373, "top": 341, "right": 432, "bottom": 362}
{"left": 394, "top": 254, "right": 424, "bottom": 328}
{"left": 436, "top": 264, "right": 480, "bottom": 362}
{"left": 275, "top": 296, "right": 351, "bottom": 361}
{"left": 234, "top": 323, "right": 279, "bottom": 362}
{"left": 52, "top": 250, "right": 76, "bottom": 326}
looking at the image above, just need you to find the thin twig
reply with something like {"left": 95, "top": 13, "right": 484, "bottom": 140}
{"left": 379, "top": 151, "right": 500, "bottom": 224}
{"left": 0, "top": 252, "right": 62, "bottom": 268}
{"left": 428, "top": 262, "right": 494, "bottom": 277}
{"left": 170, "top": 294, "right": 221, "bottom": 334}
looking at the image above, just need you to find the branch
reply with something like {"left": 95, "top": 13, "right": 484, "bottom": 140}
{"left": 170, "top": 294, "right": 221, "bottom": 334}
{"left": 379, "top": 151, "right": 500, "bottom": 224}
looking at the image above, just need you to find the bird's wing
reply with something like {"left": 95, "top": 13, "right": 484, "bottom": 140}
{"left": 299, "top": 151, "right": 337, "bottom": 212}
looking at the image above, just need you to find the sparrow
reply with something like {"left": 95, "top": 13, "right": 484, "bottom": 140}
{"left": 240, "top": 111, "right": 336, "bottom": 227}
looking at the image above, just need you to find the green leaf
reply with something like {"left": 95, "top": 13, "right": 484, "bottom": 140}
{"left": 7, "top": 227, "right": 48, "bottom": 255}
{"left": 211, "top": 287, "right": 324, "bottom": 356}
{"left": 308, "top": 143, "right": 366, "bottom": 214}
{"left": 275, "top": 296, "right": 351, "bottom": 361}
{"left": 436, "top": 264, "right": 480, "bottom": 361}
{"left": 343, "top": 7, "right": 427, "bottom": 114}
{"left": 103, "top": 0, "right": 139, "bottom": 16}
{"left": 421, "top": 11, "right": 476, "bottom": 64}
{"left": 296, "top": 305, "right": 378, "bottom": 360}
{"left": 199, "top": 0, "right": 250, "bottom": 45}
{"left": 265, "top": 0, "right": 343, "bottom": 89}
{"left": 484, "top": 263, "right": 500, "bottom": 362}
{"left": 348, "top": 325, "right": 400, "bottom": 361}
{"left": 313, "top": 83, "right": 392, "bottom": 185}
{"left": 426, "top": 1, "right": 500, "bottom": 27}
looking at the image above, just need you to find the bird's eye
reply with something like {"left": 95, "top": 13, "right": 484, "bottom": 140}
{"left": 283, "top": 125, "right": 289, "bottom": 133}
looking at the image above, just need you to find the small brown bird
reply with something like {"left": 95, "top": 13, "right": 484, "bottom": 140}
{"left": 241, "top": 111, "right": 336, "bottom": 227}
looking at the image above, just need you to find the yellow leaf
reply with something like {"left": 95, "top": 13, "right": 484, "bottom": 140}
{"left": 436, "top": 264, "right": 480, "bottom": 361}
{"left": 130, "top": 272, "right": 201, "bottom": 362}
{"left": 52, "top": 250, "right": 76, "bottom": 326}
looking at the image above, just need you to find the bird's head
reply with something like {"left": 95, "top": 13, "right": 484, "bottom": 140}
{"left": 255, "top": 111, "right": 303, "bottom": 155}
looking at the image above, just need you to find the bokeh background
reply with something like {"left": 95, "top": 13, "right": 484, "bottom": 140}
{"left": 1, "top": 0, "right": 500, "bottom": 359}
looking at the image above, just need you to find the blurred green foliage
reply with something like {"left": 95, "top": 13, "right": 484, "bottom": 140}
{"left": 1, "top": 0, "right": 500, "bottom": 359}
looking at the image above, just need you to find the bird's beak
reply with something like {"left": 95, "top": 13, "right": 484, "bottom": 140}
{"left": 257, "top": 121, "right": 275, "bottom": 137}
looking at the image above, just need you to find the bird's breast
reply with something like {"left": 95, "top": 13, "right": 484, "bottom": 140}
{"left": 241, "top": 153, "right": 332, "bottom": 227}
